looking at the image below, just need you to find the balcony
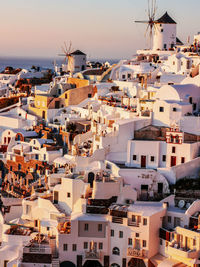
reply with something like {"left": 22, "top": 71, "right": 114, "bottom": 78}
{"left": 85, "top": 251, "right": 100, "bottom": 259}
{"left": 128, "top": 219, "right": 140, "bottom": 227}
{"left": 23, "top": 246, "right": 51, "bottom": 254}
{"left": 127, "top": 248, "right": 145, "bottom": 258}
{"left": 166, "top": 245, "right": 199, "bottom": 259}
{"left": 112, "top": 216, "right": 123, "bottom": 224}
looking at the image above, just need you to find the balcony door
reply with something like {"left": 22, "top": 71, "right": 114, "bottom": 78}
{"left": 141, "top": 156, "right": 146, "bottom": 168}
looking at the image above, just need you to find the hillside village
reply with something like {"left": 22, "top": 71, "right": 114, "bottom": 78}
{"left": 0, "top": 11, "right": 200, "bottom": 267}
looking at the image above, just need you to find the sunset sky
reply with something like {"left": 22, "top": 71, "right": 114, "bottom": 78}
{"left": 1, "top": 0, "right": 200, "bottom": 59}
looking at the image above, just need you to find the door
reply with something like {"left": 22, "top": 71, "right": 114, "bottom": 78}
{"left": 54, "top": 191, "right": 59, "bottom": 204}
{"left": 55, "top": 101, "right": 60, "bottom": 109}
{"left": 158, "top": 183, "right": 163, "bottom": 194}
{"left": 171, "top": 156, "right": 176, "bottom": 167}
{"left": 135, "top": 239, "right": 140, "bottom": 250}
{"left": 88, "top": 172, "right": 95, "bottom": 188}
{"left": 141, "top": 156, "right": 146, "bottom": 168}
{"left": 42, "top": 110, "right": 46, "bottom": 119}
{"left": 90, "top": 242, "right": 97, "bottom": 252}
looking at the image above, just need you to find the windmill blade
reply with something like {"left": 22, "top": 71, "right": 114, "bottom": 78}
{"left": 145, "top": 24, "right": 150, "bottom": 37}
{"left": 148, "top": 0, "right": 151, "bottom": 19}
{"left": 135, "top": 20, "right": 149, "bottom": 23}
{"left": 58, "top": 54, "right": 66, "bottom": 56}
{"left": 64, "top": 42, "right": 68, "bottom": 51}
{"left": 152, "top": 0, "right": 157, "bottom": 19}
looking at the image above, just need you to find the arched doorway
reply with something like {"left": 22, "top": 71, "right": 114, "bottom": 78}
{"left": 60, "top": 261, "right": 76, "bottom": 267}
{"left": 128, "top": 258, "right": 146, "bottom": 267}
{"left": 83, "top": 260, "right": 102, "bottom": 267}
{"left": 88, "top": 172, "right": 95, "bottom": 188}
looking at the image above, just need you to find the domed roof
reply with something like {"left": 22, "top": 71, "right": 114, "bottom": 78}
{"left": 156, "top": 12, "right": 176, "bottom": 24}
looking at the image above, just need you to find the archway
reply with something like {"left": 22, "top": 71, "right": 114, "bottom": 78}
{"left": 83, "top": 260, "right": 102, "bottom": 267}
{"left": 88, "top": 172, "right": 95, "bottom": 188}
{"left": 128, "top": 258, "right": 146, "bottom": 267}
{"left": 60, "top": 261, "right": 76, "bottom": 267}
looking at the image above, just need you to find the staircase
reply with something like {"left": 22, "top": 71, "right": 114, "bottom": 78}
{"left": 52, "top": 258, "right": 59, "bottom": 267}
{"left": 53, "top": 203, "right": 71, "bottom": 222}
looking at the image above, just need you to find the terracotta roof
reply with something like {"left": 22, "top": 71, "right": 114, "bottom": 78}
{"left": 70, "top": 50, "right": 86, "bottom": 55}
{"left": 156, "top": 12, "right": 176, "bottom": 24}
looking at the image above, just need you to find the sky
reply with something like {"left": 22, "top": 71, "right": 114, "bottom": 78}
{"left": 1, "top": 0, "right": 200, "bottom": 60}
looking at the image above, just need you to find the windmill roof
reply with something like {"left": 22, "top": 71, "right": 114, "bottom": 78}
{"left": 156, "top": 12, "right": 176, "bottom": 24}
{"left": 70, "top": 50, "right": 86, "bottom": 55}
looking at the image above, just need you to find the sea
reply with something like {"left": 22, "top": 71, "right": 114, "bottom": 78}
{"left": 0, "top": 57, "right": 119, "bottom": 72}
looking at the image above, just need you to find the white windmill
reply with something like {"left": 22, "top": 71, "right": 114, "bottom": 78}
{"left": 58, "top": 41, "right": 74, "bottom": 74}
{"left": 135, "top": 0, "right": 158, "bottom": 49}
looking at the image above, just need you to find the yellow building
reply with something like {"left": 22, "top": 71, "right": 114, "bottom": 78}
{"left": 29, "top": 78, "right": 94, "bottom": 120}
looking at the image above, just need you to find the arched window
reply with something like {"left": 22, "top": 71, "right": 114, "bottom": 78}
{"left": 112, "top": 247, "right": 120, "bottom": 255}
{"left": 111, "top": 264, "right": 120, "bottom": 267}
{"left": 175, "top": 135, "right": 179, "bottom": 144}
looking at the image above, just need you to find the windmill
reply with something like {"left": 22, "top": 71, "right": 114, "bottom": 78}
{"left": 58, "top": 41, "right": 74, "bottom": 73}
{"left": 135, "top": 0, "right": 158, "bottom": 48}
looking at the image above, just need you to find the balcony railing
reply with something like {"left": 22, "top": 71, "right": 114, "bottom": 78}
{"left": 112, "top": 216, "right": 123, "bottom": 224}
{"left": 127, "top": 248, "right": 145, "bottom": 258}
{"left": 128, "top": 219, "right": 140, "bottom": 227}
{"left": 23, "top": 246, "right": 51, "bottom": 254}
{"left": 166, "top": 245, "right": 198, "bottom": 259}
{"left": 85, "top": 251, "right": 100, "bottom": 259}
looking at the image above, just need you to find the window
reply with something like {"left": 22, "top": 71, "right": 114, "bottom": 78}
{"left": 119, "top": 231, "right": 123, "bottom": 238}
{"left": 10, "top": 166, "right": 12, "bottom": 171}
{"left": 181, "top": 157, "right": 185, "bottom": 164}
{"left": 72, "top": 244, "right": 77, "bottom": 251}
{"left": 112, "top": 247, "right": 120, "bottom": 255}
{"left": 67, "top": 192, "right": 71, "bottom": 198}
{"left": 111, "top": 229, "right": 114, "bottom": 237}
{"left": 132, "top": 215, "right": 136, "bottom": 222}
{"left": 164, "top": 44, "right": 167, "bottom": 49}
{"left": 44, "top": 154, "right": 46, "bottom": 161}
{"left": 168, "top": 216, "right": 171, "bottom": 223}
{"left": 98, "top": 224, "right": 102, "bottom": 232}
{"left": 122, "top": 74, "right": 126, "bottom": 80}
{"left": 127, "top": 73, "right": 131, "bottom": 79}
{"left": 162, "top": 155, "right": 166, "bottom": 162}
{"left": 161, "top": 29, "right": 163, "bottom": 32}
{"left": 143, "top": 218, "right": 147, "bottom": 225}
{"left": 174, "top": 217, "right": 181, "bottom": 227}
{"left": 35, "top": 154, "right": 39, "bottom": 160}
{"left": 128, "top": 238, "right": 132, "bottom": 245}
{"left": 189, "top": 97, "right": 193, "bottom": 104}
{"left": 84, "top": 242, "right": 88, "bottom": 249}
{"left": 63, "top": 244, "right": 68, "bottom": 251}
{"left": 136, "top": 233, "right": 139, "bottom": 237}
{"left": 172, "top": 147, "right": 176, "bottom": 153}
{"left": 159, "top": 107, "right": 164, "bottom": 112}
{"left": 133, "top": 155, "right": 137, "bottom": 161}
{"left": 18, "top": 164, "right": 21, "bottom": 171}
{"left": 150, "top": 156, "right": 155, "bottom": 162}
{"left": 99, "top": 242, "right": 103, "bottom": 250}
{"left": 88, "top": 93, "right": 92, "bottom": 98}
{"left": 47, "top": 227, "right": 50, "bottom": 231}
{"left": 143, "top": 240, "right": 147, "bottom": 247}
{"left": 173, "top": 107, "right": 177, "bottom": 112}
{"left": 84, "top": 223, "right": 89, "bottom": 231}
{"left": 160, "top": 239, "right": 163, "bottom": 245}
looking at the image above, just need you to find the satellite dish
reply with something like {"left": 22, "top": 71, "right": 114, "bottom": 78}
{"left": 186, "top": 202, "right": 191, "bottom": 209}
{"left": 178, "top": 200, "right": 185, "bottom": 209}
